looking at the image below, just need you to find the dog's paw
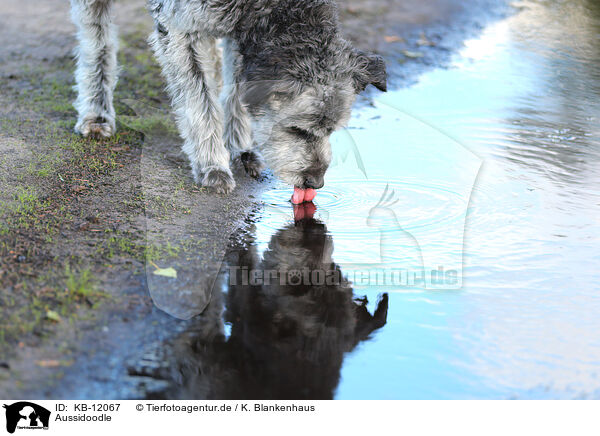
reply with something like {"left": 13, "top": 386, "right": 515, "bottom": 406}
{"left": 240, "top": 151, "right": 265, "bottom": 179}
{"left": 75, "top": 115, "right": 115, "bottom": 139}
{"left": 201, "top": 167, "right": 236, "bottom": 194}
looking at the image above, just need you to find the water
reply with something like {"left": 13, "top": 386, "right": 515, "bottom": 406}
{"left": 159, "top": 0, "right": 600, "bottom": 399}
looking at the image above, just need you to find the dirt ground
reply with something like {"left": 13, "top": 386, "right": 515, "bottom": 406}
{"left": 0, "top": 0, "right": 507, "bottom": 398}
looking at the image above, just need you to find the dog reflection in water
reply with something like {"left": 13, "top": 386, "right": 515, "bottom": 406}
{"left": 148, "top": 203, "right": 388, "bottom": 399}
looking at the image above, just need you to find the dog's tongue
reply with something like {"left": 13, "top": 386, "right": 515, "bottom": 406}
{"left": 291, "top": 187, "right": 317, "bottom": 204}
{"left": 291, "top": 187, "right": 305, "bottom": 204}
{"left": 304, "top": 188, "right": 317, "bottom": 202}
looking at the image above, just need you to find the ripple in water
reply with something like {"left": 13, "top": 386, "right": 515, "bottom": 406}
{"left": 262, "top": 178, "right": 470, "bottom": 239}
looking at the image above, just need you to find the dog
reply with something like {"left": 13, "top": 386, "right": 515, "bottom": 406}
{"left": 131, "top": 204, "right": 388, "bottom": 399}
{"left": 70, "top": 0, "right": 387, "bottom": 194}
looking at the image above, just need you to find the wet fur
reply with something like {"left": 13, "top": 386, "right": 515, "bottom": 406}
{"left": 70, "top": 0, "right": 387, "bottom": 192}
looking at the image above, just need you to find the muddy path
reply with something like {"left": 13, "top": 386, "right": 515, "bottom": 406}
{"left": 0, "top": 0, "right": 508, "bottom": 398}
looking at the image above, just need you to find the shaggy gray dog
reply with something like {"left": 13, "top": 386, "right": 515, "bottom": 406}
{"left": 70, "top": 0, "right": 387, "bottom": 193}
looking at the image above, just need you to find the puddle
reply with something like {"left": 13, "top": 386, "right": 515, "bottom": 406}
{"left": 140, "top": 0, "right": 600, "bottom": 399}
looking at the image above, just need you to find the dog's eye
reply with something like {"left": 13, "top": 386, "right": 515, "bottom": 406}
{"left": 287, "top": 127, "right": 318, "bottom": 141}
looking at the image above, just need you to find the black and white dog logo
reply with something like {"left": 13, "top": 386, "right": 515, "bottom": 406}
{"left": 3, "top": 402, "right": 50, "bottom": 434}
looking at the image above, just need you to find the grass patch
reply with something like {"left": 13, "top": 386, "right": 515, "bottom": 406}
{"left": 0, "top": 28, "right": 172, "bottom": 358}
{"left": 0, "top": 264, "right": 106, "bottom": 355}
{"left": 64, "top": 264, "right": 95, "bottom": 299}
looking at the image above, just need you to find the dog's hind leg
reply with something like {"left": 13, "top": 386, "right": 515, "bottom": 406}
{"left": 221, "top": 38, "right": 265, "bottom": 179}
{"left": 70, "top": 0, "right": 118, "bottom": 138}
{"left": 149, "top": 26, "right": 235, "bottom": 193}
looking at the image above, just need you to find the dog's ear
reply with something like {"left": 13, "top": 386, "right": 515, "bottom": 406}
{"left": 352, "top": 50, "right": 387, "bottom": 93}
{"left": 241, "top": 79, "right": 303, "bottom": 108}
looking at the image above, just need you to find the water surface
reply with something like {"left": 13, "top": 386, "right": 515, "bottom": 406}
{"left": 161, "top": 0, "right": 600, "bottom": 399}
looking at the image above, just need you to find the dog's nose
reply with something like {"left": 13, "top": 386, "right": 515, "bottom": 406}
{"left": 303, "top": 175, "right": 324, "bottom": 190}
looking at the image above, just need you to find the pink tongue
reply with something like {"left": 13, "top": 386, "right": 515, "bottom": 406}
{"left": 304, "top": 188, "right": 317, "bottom": 202}
{"left": 291, "top": 187, "right": 317, "bottom": 204}
{"left": 291, "top": 187, "right": 305, "bottom": 204}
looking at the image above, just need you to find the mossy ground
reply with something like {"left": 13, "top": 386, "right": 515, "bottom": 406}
{"left": 0, "top": 28, "right": 184, "bottom": 358}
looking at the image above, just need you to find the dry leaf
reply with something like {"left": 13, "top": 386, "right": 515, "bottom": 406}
{"left": 46, "top": 310, "right": 62, "bottom": 322}
{"left": 36, "top": 360, "right": 73, "bottom": 368}
{"left": 150, "top": 261, "right": 178, "bottom": 279}
{"left": 402, "top": 50, "right": 424, "bottom": 58}
{"left": 153, "top": 267, "right": 177, "bottom": 278}
{"left": 384, "top": 35, "right": 404, "bottom": 43}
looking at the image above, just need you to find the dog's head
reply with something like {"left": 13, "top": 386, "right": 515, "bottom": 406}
{"left": 242, "top": 44, "right": 387, "bottom": 189}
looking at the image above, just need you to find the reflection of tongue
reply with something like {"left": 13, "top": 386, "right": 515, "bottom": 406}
{"left": 293, "top": 202, "right": 317, "bottom": 221}
{"left": 291, "top": 187, "right": 317, "bottom": 204}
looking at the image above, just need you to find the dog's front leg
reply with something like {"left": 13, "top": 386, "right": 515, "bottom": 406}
{"left": 221, "top": 38, "right": 265, "bottom": 179}
{"left": 149, "top": 27, "right": 235, "bottom": 193}
{"left": 70, "top": 0, "right": 118, "bottom": 138}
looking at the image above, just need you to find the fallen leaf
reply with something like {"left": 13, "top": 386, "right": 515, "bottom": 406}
{"left": 46, "top": 310, "right": 62, "bottom": 323}
{"left": 402, "top": 50, "right": 424, "bottom": 58}
{"left": 150, "top": 261, "right": 178, "bottom": 279}
{"left": 36, "top": 360, "right": 73, "bottom": 368}
{"left": 384, "top": 35, "right": 404, "bottom": 43}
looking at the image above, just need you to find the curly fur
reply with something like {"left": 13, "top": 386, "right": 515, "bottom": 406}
{"left": 70, "top": 0, "right": 387, "bottom": 192}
